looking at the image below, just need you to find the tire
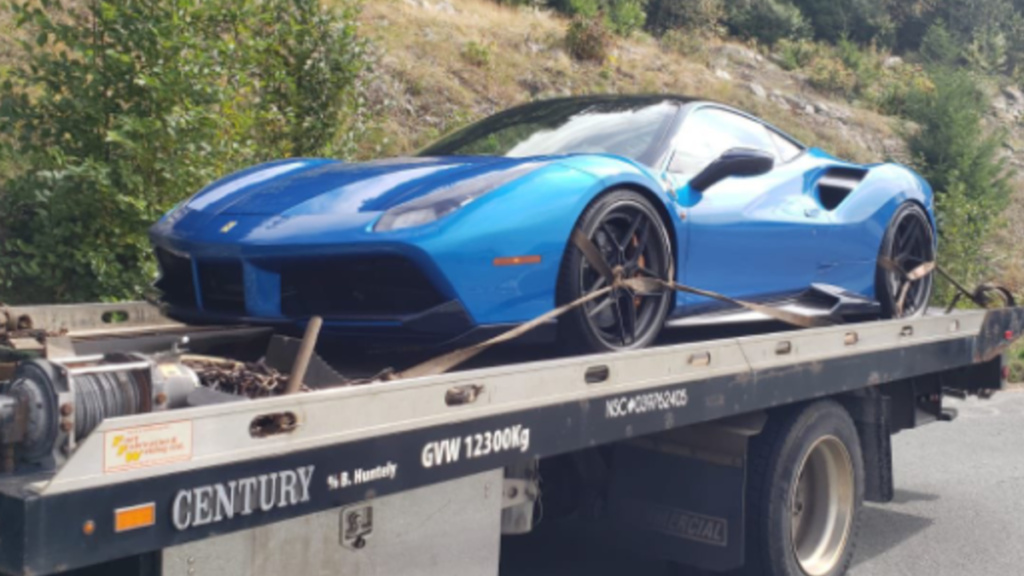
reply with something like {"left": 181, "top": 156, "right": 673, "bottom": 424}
{"left": 557, "top": 190, "right": 673, "bottom": 354}
{"left": 876, "top": 202, "right": 935, "bottom": 319}
{"left": 741, "top": 401, "right": 864, "bottom": 576}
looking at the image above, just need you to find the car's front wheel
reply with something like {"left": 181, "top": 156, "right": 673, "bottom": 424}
{"left": 557, "top": 190, "right": 673, "bottom": 353}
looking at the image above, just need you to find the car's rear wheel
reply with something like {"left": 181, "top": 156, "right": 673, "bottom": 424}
{"left": 876, "top": 202, "right": 935, "bottom": 319}
{"left": 557, "top": 190, "right": 673, "bottom": 353}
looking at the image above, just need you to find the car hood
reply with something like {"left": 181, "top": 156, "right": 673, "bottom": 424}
{"left": 184, "top": 156, "right": 545, "bottom": 217}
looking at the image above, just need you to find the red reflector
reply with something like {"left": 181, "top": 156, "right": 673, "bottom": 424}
{"left": 1002, "top": 366, "right": 1011, "bottom": 381}
{"left": 1006, "top": 331, "right": 1015, "bottom": 341}
{"left": 493, "top": 255, "right": 542, "bottom": 266}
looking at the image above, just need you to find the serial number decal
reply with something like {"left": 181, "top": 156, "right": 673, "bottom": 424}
{"left": 605, "top": 387, "right": 689, "bottom": 419}
{"left": 421, "top": 424, "right": 531, "bottom": 468}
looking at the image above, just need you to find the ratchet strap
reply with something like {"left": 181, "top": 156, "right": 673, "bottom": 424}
{"left": 877, "top": 257, "right": 936, "bottom": 317}
{"left": 395, "top": 231, "right": 834, "bottom": 379}
{"left": 878, "top": 257, "right": 1016, "bottom": 314}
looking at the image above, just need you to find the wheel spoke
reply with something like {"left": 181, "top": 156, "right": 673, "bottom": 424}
{"left": 636, "top": 265, "right": 661, "bottom": 278}
{"left": 623, "top": 210, "right": 644, "bottom": 245}
{"left": 622, "top": 293, "right": 638, "bottom": 343}
{"left": 587, "top": 296, "right": 614, "bottom": 318}
{"left": 628, "top": 220, "right": 651, "bottom": 265}
{"left": 601, "top": 222, "right": 624, "bottom": 250}
{"left": 612, "top": 296, "right": 629, "bottom": 346}
{"left": 586, "top": 275, "right": 607, "bottom": 294}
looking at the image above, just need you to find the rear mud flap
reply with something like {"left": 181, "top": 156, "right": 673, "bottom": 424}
{"left": 599, "top": 420, "right": 760, "bottom": 572}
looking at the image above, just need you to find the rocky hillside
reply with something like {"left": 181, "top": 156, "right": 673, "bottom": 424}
{"left": 359, "top": 0, "right": 902, "bottom": 162}
{"left": 357, "top": 0, "right": 1024, "bottom": 290}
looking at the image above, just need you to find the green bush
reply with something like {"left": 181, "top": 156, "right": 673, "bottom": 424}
{"left": 566, "top": 14, "right": 613, "bottom": 61}
{"left": 661, "top": 28, "right": 711, "bottom": 60}
{"left": 863, "top": 62, "right": 935, "bottom": 116}
{"left": 644, "top": 0, "right": 724, "bottom": 35}
{"left": 607, "top": 0, "right": 647, "bottom": 36}
{"left": 904, "top": 68, "right": 1013, "bottom": 304}
{"left": 725, "top": 0, "right": 809, "bottom": 46}
{"left": 0, "top": 0, "right": 366, "bottom": 304}
{"left": 807, "top": 56, "right": 858, "bottom": 96}
{"left": 790, "top": 0, "right": 892, "bottom": 44}
{"left": 461, "top": 41, "right": 494, "bottom": 67}
{"left": 249, "top": 0, "right": 366, "bottom": 158}
{"left": 776, "top": 38, "right": 821, "bottom": 70}
{"left": 920, "top": 22, "right": 960, "bottom": 66}
{"left": 964, "top": 26, "right": 1009, "bottom": 73}
{"left": 548, "top": 0, "right": 646, "bottom": 36}
{"left": 547, "top": 0, "right": 592, "bottom": 14}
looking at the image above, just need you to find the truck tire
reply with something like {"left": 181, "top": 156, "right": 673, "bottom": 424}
{"left": 741, "top": 401, "right": 864, "bottom": 576}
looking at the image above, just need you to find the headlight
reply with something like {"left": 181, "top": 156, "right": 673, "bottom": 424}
{"left": 374, "top": 161, "right": 547, "bottom": 232}
{"left": 160, "top": 200, "right": 189, "bottom": 225}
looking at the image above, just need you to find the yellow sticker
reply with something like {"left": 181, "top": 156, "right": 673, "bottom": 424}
{"left": 104, "top": 421, "right": 193, "bottom": 474}
{"left": 158, "top": 364, "right": 182, "bottom": 378}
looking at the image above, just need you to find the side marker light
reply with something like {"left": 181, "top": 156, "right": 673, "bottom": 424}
{"left": 115, "top": 503, "right": 156, "bottom": 533}
{"left": 493, "top": 255, "right": 542, "bottom": 266}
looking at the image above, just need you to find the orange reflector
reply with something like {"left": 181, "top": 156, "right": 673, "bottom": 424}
{"left": 493, "top": 255, "right": 541, "bottom": 266}
{"left": 115, "top": 503, "right": 155, "bottom": 533}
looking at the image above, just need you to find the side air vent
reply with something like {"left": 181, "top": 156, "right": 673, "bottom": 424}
{"left": 817, "top": 167, "right": 867, "bottom": 211}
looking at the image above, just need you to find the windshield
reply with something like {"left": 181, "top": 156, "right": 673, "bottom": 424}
{"left": 419, "top": 98, "right": 679, "bottom": 166}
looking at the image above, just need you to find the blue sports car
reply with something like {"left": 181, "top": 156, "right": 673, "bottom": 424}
{"left": 150, "top": 95, "right": 936, "bottom": 353}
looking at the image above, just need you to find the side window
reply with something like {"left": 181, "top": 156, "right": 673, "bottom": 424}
{"left": 669, "top": 108, "right": 777, "bottom": 178}
{"left": 769, "top": 130, "right": 804, "bottom": 163}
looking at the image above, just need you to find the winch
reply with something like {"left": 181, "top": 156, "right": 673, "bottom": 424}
{"left": 0, "top": 353, "right": 200, "bottom": 470}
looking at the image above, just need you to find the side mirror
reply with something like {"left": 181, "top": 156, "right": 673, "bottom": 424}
{"left": 688, "top": 148, "right": 775, "bottom": 193}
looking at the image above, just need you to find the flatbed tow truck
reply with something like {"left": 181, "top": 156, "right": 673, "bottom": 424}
{"left": 0, "top": 299, "right": 1020, "bottom": 576}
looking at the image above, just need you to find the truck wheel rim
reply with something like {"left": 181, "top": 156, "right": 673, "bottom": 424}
{"left": 790, "top": 435, "right": 854, "bottom": 576}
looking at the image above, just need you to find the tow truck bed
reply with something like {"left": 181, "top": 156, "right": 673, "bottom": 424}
{"left": 0, "top": 302, "right": 1020, "bottom": 575}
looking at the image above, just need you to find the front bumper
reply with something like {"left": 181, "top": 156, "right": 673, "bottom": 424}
{"left": 153, "top": 247, "right": 486, "bottom": 342}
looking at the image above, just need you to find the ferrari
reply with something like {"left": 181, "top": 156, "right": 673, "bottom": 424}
{"left": 150, "top": 95, "right": 936, "bottom": 353}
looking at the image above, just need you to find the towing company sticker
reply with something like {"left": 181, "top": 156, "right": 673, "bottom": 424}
{"left": 421, "top": 424, "right": 531, "bottom": 468}
{"left": 327, "top": 461, "right": 398, "bottom": 490}
{"left": 103, "top": 421, "right": 193, "bottom": 474}
{"left": 171, "top": 465, "right": 315, "bottom": 530}
{"left": 605, "top": 387, "right": 689, "bottom": 419}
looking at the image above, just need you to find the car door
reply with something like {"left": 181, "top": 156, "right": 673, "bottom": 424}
{"left": 667, "top": 107, "right": 830, "bottom": 313}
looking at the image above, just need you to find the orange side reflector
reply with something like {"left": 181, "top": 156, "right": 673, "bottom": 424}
{"left": 115, "top": 503, "right": 155, "bottom": 533}
{"left": 493, "top": 255, "right": 542, "bottom": 266}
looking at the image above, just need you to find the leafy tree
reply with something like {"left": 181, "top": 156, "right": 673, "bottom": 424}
{"left": 904, "top": 68, "right": 1013, "bottom": 302}
{"left": 724, "top": 0, "right": 810, "bottom": 46}
{"left": 549, "top": 0, "right": 648, "bottom": 36}
{"left": 964, "top": 26, "right": 1010, "bottom": 73}
{"left": 644, "top": 0, "right": 725, "bottom": 35}
{"left": 791, "top": 0, "right": 892, "bottom": 44}
{"left": 0, "top": 0, "right": 366, "bottom": 304}
{"left": 920, "top": 22, "right": 960, "bottom": 66}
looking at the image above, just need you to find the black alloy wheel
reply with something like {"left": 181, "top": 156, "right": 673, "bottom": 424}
{"left": 558, "top": 190, "right": 673, "bottom": 353}
{"left": 877, "top": 202, "right": 935, "bottom": 319}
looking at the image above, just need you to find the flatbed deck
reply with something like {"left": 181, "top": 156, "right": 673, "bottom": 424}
{"left": 0, "top": 302, "right": 1019, "bottom": 575}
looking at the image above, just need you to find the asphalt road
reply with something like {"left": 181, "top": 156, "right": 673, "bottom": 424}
{"left": 851, "top": 390, "right": 1024, "bottom": 576}
{"left": 502, "top": 390, "right": 1024, "bottom": 576}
